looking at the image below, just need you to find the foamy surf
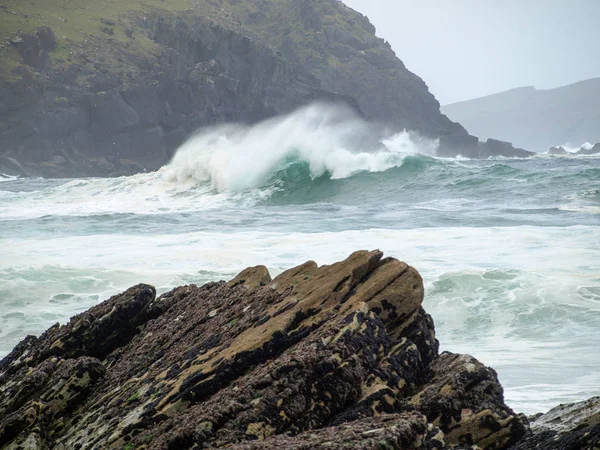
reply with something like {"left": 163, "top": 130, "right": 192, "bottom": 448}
{"left": 0, "top": 173, "right": 18, "bottom": 182}
{"left": 161, "top": 103, "right": 437, "bottom": 191}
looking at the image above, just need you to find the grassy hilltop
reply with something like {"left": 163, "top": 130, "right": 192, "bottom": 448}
{"left": 0, "top": 0, "right": 387, "bottom": 87}
{"left": 0, "top": 0, "right": 192, "bottom": 83}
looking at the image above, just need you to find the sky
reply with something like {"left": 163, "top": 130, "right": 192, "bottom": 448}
{"left": 342, "top": 0, "right": 600, "bottom": 104}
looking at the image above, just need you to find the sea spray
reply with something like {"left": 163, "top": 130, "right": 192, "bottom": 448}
{"left": 161, "top": 103, "right": 438, "bottom": 191}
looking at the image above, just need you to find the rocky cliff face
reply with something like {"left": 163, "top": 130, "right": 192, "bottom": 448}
{"left": 214, "top": 0, "right": 465, "bottom": 138}
{"left": 0, "top": 11, "right": 360, "bottom": 177}
{"left": 0, "top": 0, "right": 471, "bottom": 178}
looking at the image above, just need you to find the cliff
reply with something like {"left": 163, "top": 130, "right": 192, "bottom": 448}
{"left": 0, "top": 0, "right": 470, "bottom": 177}
{"left": 1, "top": 251, "right": 597, "bottom": 449}
{"left": 442, "top": 78, "right": 600, "bottom": 151}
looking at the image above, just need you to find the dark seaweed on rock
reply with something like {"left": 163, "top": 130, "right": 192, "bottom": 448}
{"left": 1, "top": 249, "right": 569, "bottom": 450}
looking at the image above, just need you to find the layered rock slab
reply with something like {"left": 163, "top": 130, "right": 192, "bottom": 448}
{"left": 0, "top": 251, "right": 524, "bottom": 449}
{"left": 509, "top": 397, "right": 600, "bottom": 450}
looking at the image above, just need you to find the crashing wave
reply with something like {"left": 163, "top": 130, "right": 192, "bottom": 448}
{"left": 160, "top": 103, "right": 438, "bottom": 192}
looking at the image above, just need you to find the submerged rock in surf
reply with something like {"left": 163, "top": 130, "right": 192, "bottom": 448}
{"left": 548, "top": 145, "right": 570, "bottom": 155}
{"left": 578, "top": 142, "right": 600, "bottom": 155}
{"left": 1, "top": 251, "right": 531, "bottom": 449}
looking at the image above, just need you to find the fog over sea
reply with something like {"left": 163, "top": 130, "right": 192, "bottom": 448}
{"left": 1, "top": 105, "right": 599, "bottom": 414}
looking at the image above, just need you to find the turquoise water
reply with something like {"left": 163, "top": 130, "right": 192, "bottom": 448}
{"left": 1, "top": 106, "right": 599, "bottom": 414}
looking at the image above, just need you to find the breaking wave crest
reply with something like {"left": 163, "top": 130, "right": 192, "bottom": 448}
{"left": 161, "top": 103, "right": 438, "bottom": 192}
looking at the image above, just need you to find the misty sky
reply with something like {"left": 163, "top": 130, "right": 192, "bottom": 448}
{"left": 343, "top": 0, "right": 600, "bottom": 104}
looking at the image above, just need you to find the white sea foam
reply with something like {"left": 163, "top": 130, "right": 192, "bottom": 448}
{"left": 0, "top": 173, "right": 18, "bottom": 182}
{"left": 162, "top": 103, "right": 437, "bottom": 191}
{"left": 560, "top": 142, "right": 594, "bottom": 153}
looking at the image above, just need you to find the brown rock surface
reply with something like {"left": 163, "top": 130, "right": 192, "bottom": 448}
{"left": 0, "top": 251, "right": 526, "bottom": 449}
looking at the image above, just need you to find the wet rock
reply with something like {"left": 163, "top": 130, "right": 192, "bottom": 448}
{"left": 477, "top": 138, "right": 535, "bottom": 158}
{"left": 0, "top": 357, "right": 105, "bottom": 448}
{"left": 437, "top": 135, "right": 534, "bottom": 158}
{"left": 0, "top": 252, "right": 530, "bottom": 449}
{"left": 578, "top": 142, "right": 600, "bottom": 155}
{"left": 548, "top": 145, "right": 569, "bottom": 155}
{"left": 437, "top": 134, "right": 479, "bottom": 158}
{"left": 509, "top": 397, "right": 600, "bottom": 449}
{"left": 0, "top": 284, "right": 156, "bottom": 374}
{"left": 228, "top": 413, "right": 449, "bottom": 449}
{"left": 409, "top": 352, "right": 526, "bottom": 449}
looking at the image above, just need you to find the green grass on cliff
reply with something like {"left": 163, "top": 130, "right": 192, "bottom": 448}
{"left": 0, "top": 0, "right": 389, "bottom": 89}
{"left": 0, "top": 0, "right": 191, "bottom": 80}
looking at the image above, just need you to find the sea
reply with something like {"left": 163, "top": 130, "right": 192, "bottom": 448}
{"left": 1, "top": 104, "right": 599, "bottom": 414}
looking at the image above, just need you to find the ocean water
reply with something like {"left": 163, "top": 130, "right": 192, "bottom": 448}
{"left": 1, "top": 105, "right": 599, "bottom": 414}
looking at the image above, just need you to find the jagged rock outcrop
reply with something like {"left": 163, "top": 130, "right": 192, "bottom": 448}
{"left": 578, "top": 142, "right": 600, "bottom": 155}
{"left": 548, "top": 145, "right": 569, "bottom": 155}
{"left": 437, "top": 136, "right": 534, "bottom": 158}
{"left": 0, "top": 251, "right": 527, "bottom": 449}
{"left": 509, "top": 397, "right": 600, "bottom": 449}
{"left": 477, "top": 139, "right": 534, "bottom": 158}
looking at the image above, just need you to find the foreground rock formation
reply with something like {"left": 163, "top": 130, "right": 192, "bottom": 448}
{"left": 1, "top": 251, "right": 531, "bottom": 449}
{"left": 2, "top": 251, "right": 598, "bottom": 449}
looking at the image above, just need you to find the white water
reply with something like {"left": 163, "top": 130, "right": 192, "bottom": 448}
{"left": 163, "top": 103, "right": 437, "bottom": 190}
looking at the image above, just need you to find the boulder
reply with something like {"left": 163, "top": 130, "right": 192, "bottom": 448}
{"left": 548, "top": 146, "right": 569, "bottom": 155}
{"left": 578, "top": 142, "right": 600, "bottom": 155}
{"left": 409, "top": 353, "right": 526, "bottom": 449}
{"left": 0, "top": 252, "right": 527, "bottom": 449}
{"left": 14, "top": 26, "right": 56, "bottom": 69}
{"left": 509, "top": 397, "right": 600, "bottom": 449}
{"left": 478, "top": 139, "right": 535, "bottom": 158}
{"left": 437, "top": 136, "right": 535, "bottom": 158}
